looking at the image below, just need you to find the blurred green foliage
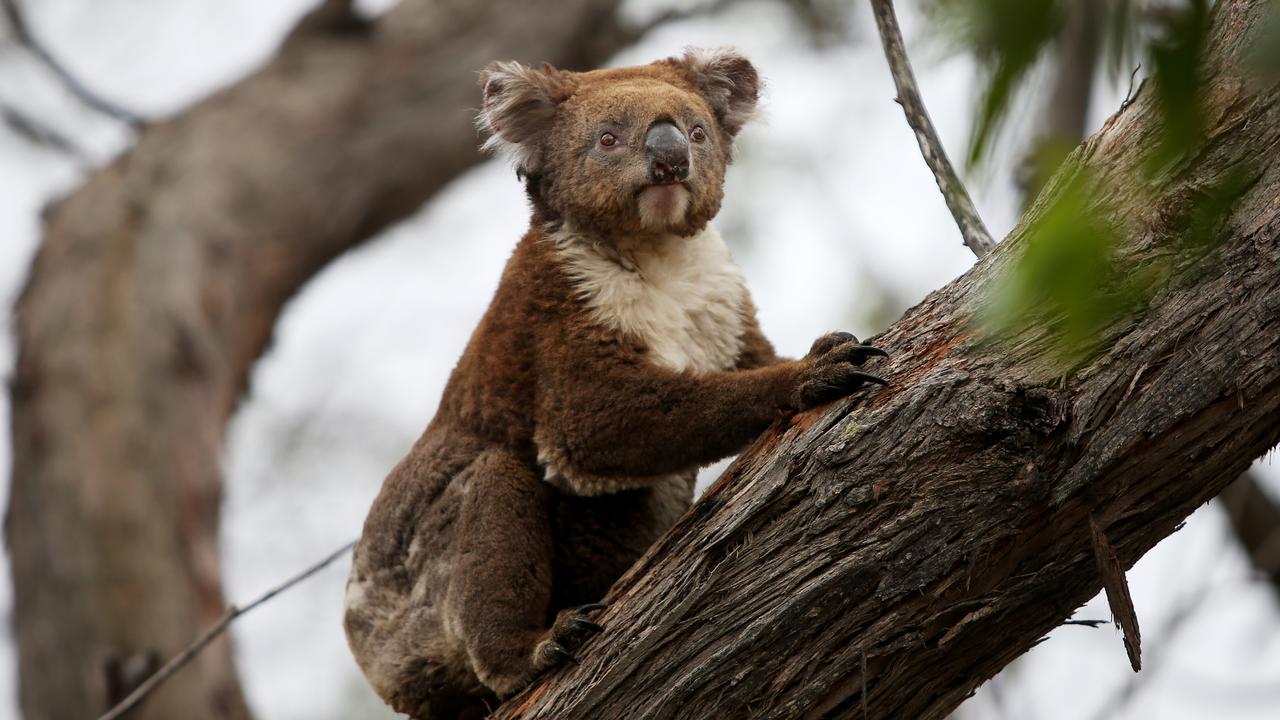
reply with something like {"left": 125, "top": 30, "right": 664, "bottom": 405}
{"left": 985, "top": 168, "right": 1137, "bottom": 361}
{"left": 922, "top": 0, "right": 1273, "bottom": 362}
{"left": 923, "top": 0, "right": 1064, "bottom": 166}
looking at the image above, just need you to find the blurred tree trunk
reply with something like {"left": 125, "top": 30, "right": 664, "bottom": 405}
{"left": 1016, "top": 0, "right": 1101, "bottom": 206}
{"left": 1220, "top": 472, "right": 1280, "bottom": 594}
{"left": 494, "top": 2, "right": 1280, "bottom": 718}
{"left": 5, "top": 0, "right": 640, "bottom": 718}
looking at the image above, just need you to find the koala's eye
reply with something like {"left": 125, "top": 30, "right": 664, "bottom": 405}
{"left": 690, "top": 126, "right": 707, "bottom": 143}
{"left": 599, "top": 132, "right": 618, "bottom": 147}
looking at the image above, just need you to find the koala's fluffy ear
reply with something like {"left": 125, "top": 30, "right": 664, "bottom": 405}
{"left": 478, "top": 61, "right": 576, "bottom": 173}
{"left": 673, "top": 48, "right": 760, "bottom": 138}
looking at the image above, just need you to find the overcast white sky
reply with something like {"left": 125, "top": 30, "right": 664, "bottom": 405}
{"left": 1, "top": 1, "right": 1278, "bottom": 719}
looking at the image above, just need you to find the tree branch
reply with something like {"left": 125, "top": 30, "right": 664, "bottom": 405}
{"left": 96, "top": 541, "right": 355, "bottom": 720}
{"left": 1016, "top": 0, "right": 1102, "bottom": 208}
{"left": 0, "top": 98, "right": 88, "bottom": 161}
{"left": 868, "top": 0, "right": 995, "bottom": 257}
{"left": 1089, "top": 515, "right": 1142, "bottom": 671}
{"left": 0, "top": 0, "right": 144, "bottom": 127}
{"left": 623, "top": 0, "right": 742, "bottom": 40}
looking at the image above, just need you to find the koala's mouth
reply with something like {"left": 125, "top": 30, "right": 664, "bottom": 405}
{"left": 635, "top": 183, "right": 690, "bottom": 228}
{"left": 635, "top": 179, "right": 688, "bottom": 191}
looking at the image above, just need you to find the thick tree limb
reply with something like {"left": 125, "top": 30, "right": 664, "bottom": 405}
{"left": 6, "top": 1, "right": 643, "bottom": 718}
{"left": 1011, "top": 0, "right": 1280, "bottom": 607}
{"left": 494, "top": 2, "right": 1280, "bottom": 717}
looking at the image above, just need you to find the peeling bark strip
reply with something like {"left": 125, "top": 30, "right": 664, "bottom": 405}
{"left": 6, "top": 1, "right": 639, "bottom": 718}
{"left": 1088, "top": 515, "right": 1141, "bottom": 671}
{"left": 494, "top": 2, "right": 1280, "bottom": 718}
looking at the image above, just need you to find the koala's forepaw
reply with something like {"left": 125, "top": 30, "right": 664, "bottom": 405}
{"left": 806, "top": 332, "right": 888, "bottom": 364}
{"left": 531, "top": 603, "right": 606, "bottom": 674}
{"left": 807, "top": 331, "right": 857, "bottom": 357}
{"left": 796, "top": 333, "right": 889, "bottom": 409}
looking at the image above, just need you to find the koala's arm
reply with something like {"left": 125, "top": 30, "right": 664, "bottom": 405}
{"left": 534, "top": 325, "right": 884, "bottom": 484}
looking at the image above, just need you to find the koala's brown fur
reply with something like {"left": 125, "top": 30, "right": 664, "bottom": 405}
{"left": 344, "top": 49, "right": 886, "bottom": 719}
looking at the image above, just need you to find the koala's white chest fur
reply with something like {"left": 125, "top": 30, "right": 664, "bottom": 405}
{"left": 552, "top": 225, "right": 748, "bottom": 372}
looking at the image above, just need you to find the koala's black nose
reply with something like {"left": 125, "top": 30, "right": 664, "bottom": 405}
{"left": 645, "top": 122, "right": 690, "bottom": 184}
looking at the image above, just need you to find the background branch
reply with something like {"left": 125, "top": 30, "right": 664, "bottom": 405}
{"left": 869, "top": 0, "right": 996, "bottom": 257}
{"left": 0, "top": 99, "right": 88, "bottom": 161}
{"left": 0, "top": 0, "right": 144, "bottom": 127}
{"left": 1219, "top": 472, "right": 1280, "bottom": 595}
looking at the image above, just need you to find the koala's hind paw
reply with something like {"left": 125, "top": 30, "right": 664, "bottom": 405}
{"left": 531, "top": 603, "right": 607, "bottom": 674}
{"left": 539, "top": 641, "right": 579, "bottom": 667}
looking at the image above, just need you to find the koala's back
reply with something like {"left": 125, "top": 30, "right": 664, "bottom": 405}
{"left": 343, "top": 235, "right": 547, "bottom": 715}
{"left": 343, "top": 425, "right": 489, "bottom": 717}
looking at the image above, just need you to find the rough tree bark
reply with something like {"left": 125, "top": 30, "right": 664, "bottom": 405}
{"left": 493, "top": 2, "right": 1280, "bottom": 718}
{"left": 5, "top": 1, "right": 641, "bottom": 718}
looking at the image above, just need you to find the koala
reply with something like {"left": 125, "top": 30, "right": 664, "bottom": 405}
{"left": 343, "top": 48, "right": 887, "bottom": 719}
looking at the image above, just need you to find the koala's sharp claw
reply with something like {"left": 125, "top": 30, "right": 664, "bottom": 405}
{"left": 850, "top": 371, "right": 889, "bottom": 386}
{"left": 833, "top": 331, "right": 856, "bottom": 342}
{"left": 575, "top": 603, "right": 607, "bottom": 614}
{"left": 571, "top": 618, "right": 604, "bottom": 634}
{"left": 548, "top": 642, "right": 579, "bottom": 666}
{"left": 839, "top": 345, "right": 888, "bottom": 364}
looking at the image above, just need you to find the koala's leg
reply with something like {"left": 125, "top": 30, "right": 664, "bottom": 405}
{"left": 445, "top": 447, "right": 603, "bottom": 697}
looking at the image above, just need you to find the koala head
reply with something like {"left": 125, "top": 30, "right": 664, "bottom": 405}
{"left": 478, "top": 48, "right": 760, "bottom": 239}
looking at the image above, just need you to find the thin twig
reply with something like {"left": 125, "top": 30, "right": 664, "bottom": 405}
{"left": 97, "top": 540, "right": 356, "bottom": 720}
{"left": 1119, "top": 64, "right": 1143, "bottom": 112}
{"left": 0, "top": 98, "right": 88, "bottom": 161}
{"left": 1, "top": 0, "right": 144, "bottom": 128}
{"left": 623, "top": 0, "right": 740, "bottom": 42}
{"left": 869, "top": 0, "right": 996, "bottom": 258}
